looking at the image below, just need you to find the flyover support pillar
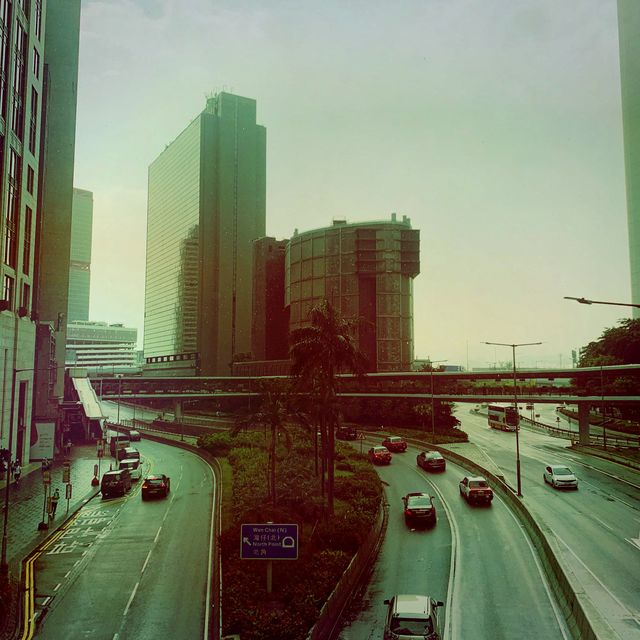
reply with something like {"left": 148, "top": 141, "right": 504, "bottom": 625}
{"left": 173, "top": 399, "right": 183, "bottom": 423}
{"left": 577, "top": 402, "right": 590, "bottom": 445}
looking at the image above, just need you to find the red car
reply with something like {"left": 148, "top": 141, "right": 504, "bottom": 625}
{"left": 368, "top": 446, "right": 392, "bottom": 465}
{"left": 382, "top": 436, "right": 407, "bottom": 453}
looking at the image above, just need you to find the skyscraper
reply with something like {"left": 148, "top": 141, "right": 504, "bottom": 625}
{"left": 67, "top": 188, "right": 93, "bottom": 322}
{"left": 618, "top": 0, "right": 640, "bottom": 316}
{"left": 144, "top": 92, "right": 266, "bottom": 375}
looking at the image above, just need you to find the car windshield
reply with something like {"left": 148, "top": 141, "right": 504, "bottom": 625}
{"left": 427, "top": 453, "right": 441, "bottom": 459}
{"left": 408, "top": 497, "right": 431, "bottom": 508}
{"left": 469, "top": 480, "right": 488, "bottom": 488}
{"left": 554, "top": 467, "right": 573, "bottom": 475}
{"left": 391, "top": 617, "right": 433, "bottom": 635}
{"left": 388, "top": 437, "right": 401, "bottom": 442}
{"left": 146, "top": 478, "right": 164, "bottom": 485}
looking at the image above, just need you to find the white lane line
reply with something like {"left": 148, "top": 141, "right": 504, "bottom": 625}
{"left": 53, "top": 583, "right": 61, "bottom": 592}
{"left": 64, "top": 571, "right": 70, "bottom": 578}
{"left": 591, "top": 514, "right": 614, "bottom": 532}
{"left": 499, "top": 495, "right": 571, "bottom": 640}
{"left": 141, "top": 549, "right": 153, "bottom": 574}
{"left": 154, "top": 526, "right": 162, "bottom": 544}
{"left": 204, "top": 461, "right": 216, "bottom": 640}
{"left": 123, "top": 581, "right": 139, "bottom": 618}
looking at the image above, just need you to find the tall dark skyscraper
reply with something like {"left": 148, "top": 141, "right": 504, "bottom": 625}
{"left": 618, "top": 0, "right": 640, "bottom": 316}
{"left": 67, "top": 188, "right": 93, "bottom": 322}
{"left": 144, "top": 92, "right": 266, "bottom": 375}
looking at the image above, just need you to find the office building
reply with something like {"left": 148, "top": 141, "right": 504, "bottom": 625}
{"left": 618, "top": 0, "right": 640, "bottom": 317}
{"left": 285, "top": 214, "right": 420, "bottom": 372}
{"left": 65, "top": 321, "right": 138, "bottom": 374}
{"left": 67, "top": 188, "right": 93, "bottom": 322}
{"left": 144, "top": 92, "right": 266, "bottom": 375}
{"left": 252, "top": 237, "right": 289, "bottom": 361}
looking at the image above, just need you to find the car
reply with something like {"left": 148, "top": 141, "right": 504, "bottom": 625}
{"left": 336, "top": 425, "right": 358, "bottom": 441}
{"left": 459, "top": 475, "right": 493, "bottom": 504}
{"left": 382, "top": 436, "right": 407, "bottom": 452}
{"left": 543, "top": 464, "right": 578, "bottom": 489}
{"left": 402, "top": 492, "right": 436, "bottom": 527}
{"left": 128, "top": 430, "right": 141, "bottom": 442}
{"left": 117, "top": 446, "right": 140, "bottom": 462}
{"left": 368, "top": 446, "right": 392, "bottom": 465}
{"left": 141, "top": 474, "right": 171, "bottom": 500}
{"left": 416, "top": 451, "right": 446, "bottom": 472}
{"left": 383, "top": 594, "right": 444, "bottom": 640}
{"left": 119, "top": 458, "right": 142, "bottom": 481}
{"left": 101, "top": 469, "right": 132, "bottom": 498}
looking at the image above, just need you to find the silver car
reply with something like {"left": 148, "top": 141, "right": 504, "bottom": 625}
{"left": 543, "top": 464, "right": 578, "bottom": 490}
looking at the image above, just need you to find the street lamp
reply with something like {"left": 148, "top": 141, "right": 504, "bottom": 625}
{"left": 427, "top": 358, "right": 447, "bottom": 445}
{"left": 483, "top": 341, "right": 542, "bottom": 497}
{"left": 564, "top": 296, "right": 640, "bottom": 309}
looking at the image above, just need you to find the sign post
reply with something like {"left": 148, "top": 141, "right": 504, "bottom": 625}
{"left": 38, "top": 471, "right": 51, "bottom": 531}
{"left": 241, "top": 523, "right": 299, "bottom": 594}
{"left": 65, "top": 483, "right": 72, "bottom": 513}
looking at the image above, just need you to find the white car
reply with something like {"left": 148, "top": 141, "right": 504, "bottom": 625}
{"left": 119, "top": 458, "right": 142, "bottom": 481}
{"left": 543, "top": 464, "right": 578, "bottom": 490}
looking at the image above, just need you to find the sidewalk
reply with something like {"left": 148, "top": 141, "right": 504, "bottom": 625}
{"left": 0, "top": 444, "right": 103, "bottom": 577}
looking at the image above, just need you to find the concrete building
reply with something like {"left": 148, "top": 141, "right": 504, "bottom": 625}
{"left": 618, "top": 0, "right": 640, "bottom": 316}
{"left": 67, "top": 188, "right": 93, "bottom": 322}
{"left": 252, "top": 237, "right": 289, "bottom": 361}
{"left": 144, "top": 92, "right": 266, "bottom": 375}
{"left": 1, "top": 1, "right": 50, "bottom": 465}
{"left": 65, "top": 321, "right": 138, "bottom": 374}
{"left": 285, "top": 214, "right": 420, "bottom": 372}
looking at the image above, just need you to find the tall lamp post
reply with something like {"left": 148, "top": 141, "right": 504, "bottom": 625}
{"left": 483, "top": 341, "right": 542, "bottom": 497}
{"left": 427, "top": 358, "right": 447, "bottom": 445}
{"left": 564, "top": 296, "right": 640, "bottom": 309}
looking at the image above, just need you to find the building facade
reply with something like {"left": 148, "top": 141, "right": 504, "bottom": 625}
{"left": 619, "top": 0, "right": 640, "bottom": 317}
{"left": 144, "top": 92, "right": 266, "bottom": 375}
{"left": 67, "top": 187, "right": 92, "bottom": 322}
{"left": 285, "top": 214, "right": 420, "bottom": 372}
{"left": 65, "top": 321, "right": 138, "bottom": 374}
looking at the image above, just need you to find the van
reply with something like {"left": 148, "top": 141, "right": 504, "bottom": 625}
{"left": 101, "top": 469, "right": 132, "bottom": 497}
{"left": 383, "top": 594, "right": 443, "bottom": 640}
{"left": 117, "top": 446, "right": 140, "bottom": 462}
{"left": 119, "top": 458, "right": 142, "bottom": 481}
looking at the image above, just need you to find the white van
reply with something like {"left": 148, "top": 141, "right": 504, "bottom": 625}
{"left": 119, "top": 458, "right": 142, "bottom": 481}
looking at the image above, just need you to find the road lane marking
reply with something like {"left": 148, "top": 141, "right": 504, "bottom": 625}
{"left": 154, "top": 526, "right": 162, "bottom": 543}
{"left": 123, "top": 581, "right": 139, "bottom": 618}
{"left": 141, "top": 549, "right": 153, "bottom": 574}
{"left": 53, "top": 583, "right": 61, "bottom": 592}
{"left": 591, "top": 515, "right": 613, "bottom": 532}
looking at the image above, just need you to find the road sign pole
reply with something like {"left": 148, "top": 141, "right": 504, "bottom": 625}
{"left": 267, "top": 560, "right": 272, "bottom": 594}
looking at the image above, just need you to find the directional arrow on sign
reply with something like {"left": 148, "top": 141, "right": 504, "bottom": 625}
{"left": 242, "top": 537, "right": 252, "bottom": 546}
{"left": 625, "top": 532, "right": 640, "bottom": 552}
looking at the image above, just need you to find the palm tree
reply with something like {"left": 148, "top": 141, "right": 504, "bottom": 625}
{"left": 289, "top": 300, "right": 367, "bottom": 516}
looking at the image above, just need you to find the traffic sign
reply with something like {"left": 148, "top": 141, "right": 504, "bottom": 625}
{"left": 241, "top": 523, "right": 298, "bottom": 560}
{"left": 65, "top": 484, "right": 72, "bottom": 499}
{"left": 42, "top": 470, "right": 51, "bottom": 485}
{"left": 62, "top": 462, "right": 70, "bottom": 483}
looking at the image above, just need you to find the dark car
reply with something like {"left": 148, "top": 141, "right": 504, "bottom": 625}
{"left": 128, "top": 430, "right": 141, "bottom": 442}
{"left": 459, "top": 475, "right": 494, "bottom": 504}
{"left": 101, "top": 469, "right": 132, "bottom": 498}
{"left": 382, "top": 436, "right": 407, "bottom": 453}
{"left": 336, "top": 425, "right": 358, "bottom": 441}
{"left": 141, "top": 474, "right": 171, "bottom": 500}
{"left": 402, "top": 492, "right": 436, "bottom": 527}
{"left": 417, "top": 451, "right": 446, "bottom": 472}
{"left": 368, "top": 446, "right": 392, "bottom": 465}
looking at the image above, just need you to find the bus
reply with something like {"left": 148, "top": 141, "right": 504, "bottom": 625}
{"left": 487, "top": 403, "right": 519, "bottom": 431}
{"left": 107, "top": 431, "right": 131, "bottom": 457}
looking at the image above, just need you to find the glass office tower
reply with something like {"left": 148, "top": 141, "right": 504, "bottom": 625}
{"left": 67, "top": 188, "right": 93, "bottom": 322}
{"left": 619, "top": 0, "right": 640, "bottom": 316}
{"left": 285, "top": 214, "right": 420, "bottom": 371}
{"left": 144, "top": 92, "right": 266, "bottom": 375}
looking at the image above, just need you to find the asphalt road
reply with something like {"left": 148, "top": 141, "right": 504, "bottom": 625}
{"left": 32, "top": 437, "right": 216, "bottom": 640}
{"left": 338, "top": 439, "right": 570, "bottom": 640}
{"left": 457, "top": 408, "right": 640, "bottom": 640}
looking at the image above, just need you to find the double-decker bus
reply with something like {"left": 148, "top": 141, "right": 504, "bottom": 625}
{"left": 487, "top": 403, "right": 519, "bottom": 431}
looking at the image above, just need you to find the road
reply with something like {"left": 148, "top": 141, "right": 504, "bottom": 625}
{"left": 338, "top": 439, "right": 570, "bottom": 640}
{"left": 457, "top": 408, "right": 640, "bottom": 640}
{"left": 32, "top": 437, "right": 216, "bottom": 640}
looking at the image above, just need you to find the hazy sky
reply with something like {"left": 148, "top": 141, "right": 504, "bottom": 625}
{"left": 75, "top": 0, "right": 630, "bottom": 369}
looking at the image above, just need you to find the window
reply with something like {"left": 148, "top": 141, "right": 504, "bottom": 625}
{"left": 11, "top": 24, "right": 27, "bottom": 139}
{"left": 23, "top": 206, "right": 32, "bottom": 274}
{"left": 21, "top": 282, "right": 30, "bottom": 311}
{"left": 34, "top": 0, "right": 42, "bottom": 40}
{"left": 26, "top": 165, "right": 34, "bottom": 194}
{"left": 32, "top": 47, "right": 39, "bottom": 79}
{"left": 28, "top": 86, "right": 37, "bottom": 153}
{"left": 0, "top": 0, "right": 11, "bottom": 120}
{"left": 2, "top": 274, "right": 14, "bottom": 308}
{"left": 4, "top": 150, "right": 21, "bottom": 268}
{"left": 16, "top": 0, "right": 29, "bottom": 16}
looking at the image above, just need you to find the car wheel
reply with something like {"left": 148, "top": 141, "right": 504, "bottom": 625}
{"left": 552, "top": 479, "right": 556, "bottom": 488}
{"left": 543, "top": 474, "right": 547, "bottom": 484}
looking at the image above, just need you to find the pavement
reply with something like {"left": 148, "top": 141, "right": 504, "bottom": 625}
{"left": 0, "top": 444, "right": 104, "bottom": 578}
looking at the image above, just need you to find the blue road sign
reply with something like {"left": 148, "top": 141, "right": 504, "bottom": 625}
{"left": 241, "top": 523, "right": 299, "bottom": 560}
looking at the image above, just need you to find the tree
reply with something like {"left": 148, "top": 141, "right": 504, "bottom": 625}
{"left": 578, "top": 318, "right": 640, "bottom": 367}
{"left": 289, "top": 300, "right": 367, "bottom": 517}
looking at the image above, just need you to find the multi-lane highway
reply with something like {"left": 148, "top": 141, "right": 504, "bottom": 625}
{"left": 338, "top": 438, "right": 571, "bottom": 640}
{"left": 32, "top": 437, "right": 216, "bottom": 640}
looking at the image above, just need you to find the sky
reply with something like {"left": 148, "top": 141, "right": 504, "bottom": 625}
{"left": 74, "top": 0, "right": 631, "bottom": 370}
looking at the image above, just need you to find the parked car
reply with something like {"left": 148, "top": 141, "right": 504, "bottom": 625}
{"left": 459, "top": 475, "right": 493, "bottom": 504}
{"left": 402, "top": 492, "right": 436, "bottom": 527}
{"left": 382, "top": 436, "right": 407, "bottom": 452}
{"left": 336, "top": 425, "right": 358, "bottom": 441}
{"left": 101, "top": 469, "right": 132, "bottom": 498}
{"left": 117, "top": 446, "right": 140, "bottom": 462}
{"left": 416, "top": 451, "right": 446, "bottom": 472}
{"left": 543, "top": 464, "right": 578, "bottom": 489}
{"left": 119, "top": 458, "right": 142, "bottom": 481}
{"left": 141, "top": 474, "right": 171, "bottom": 500}
{"left": 128, "top": 430, "right": 141, "bottom": 442}
{"left": 368, "top": 446, "right": 392, "bottom": 465}
{"left": 383, "top": 594, "right": 443, "bottom": 640}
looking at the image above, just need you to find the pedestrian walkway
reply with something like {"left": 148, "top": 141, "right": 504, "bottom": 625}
{"left": 0, "top": 445, "right": 102, "bottom": 577}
